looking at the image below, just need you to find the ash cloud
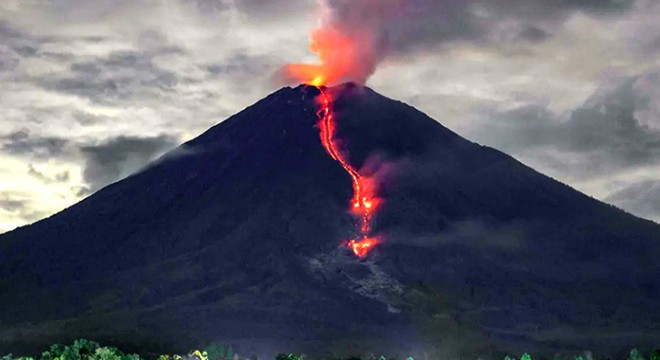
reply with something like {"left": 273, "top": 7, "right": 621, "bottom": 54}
{"left": 284, "top": 0, "right": 636, "bottom": 84}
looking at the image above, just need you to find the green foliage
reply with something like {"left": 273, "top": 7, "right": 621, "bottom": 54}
{"left": 156, "top": 355, "right": 182, "bottom": 360}
{"left": 650, "top": 349, "right": 660, "bottom": 360}
{"left": 503, "top": 353, "right": 533, "bottom": 360}
{"left": 3, "top": 340, "right": 139, "bottom": 360}
{"left": 630, "top": 349, "right": 646, "bottom": 360}
{"left": 3, "top": 339, "right": 660, "bottom": 360}
{"left": 41, "top": 344, "right": 65, "bottom": 360}
{"left": 205, "top": 344, "right": 234, "bottom": 360}
{"left": 1, "top": 356, "right": 34, "bottom": 360}
{"left": 275, "top": 354, "right": 301, "bottom": 360}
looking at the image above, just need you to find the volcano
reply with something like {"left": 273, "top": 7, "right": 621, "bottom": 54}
{"left": 1, "top": 84, "right": 658, "bottom": 359}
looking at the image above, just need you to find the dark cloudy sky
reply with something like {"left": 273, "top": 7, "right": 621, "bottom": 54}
{"left": 0, "top": 0, "right": 659, "bottom": 233}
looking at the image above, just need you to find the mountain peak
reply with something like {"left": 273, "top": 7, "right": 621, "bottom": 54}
{"left": 1, "top": 84, "right": 659, "bottom": 358}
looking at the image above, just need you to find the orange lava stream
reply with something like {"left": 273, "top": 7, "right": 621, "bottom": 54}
{"left": 315, "top": 86, "right": 379, "bottom": 258}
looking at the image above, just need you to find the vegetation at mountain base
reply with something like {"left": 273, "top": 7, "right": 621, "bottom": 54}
{"left": 1, "top": 339, "right": 658, "bottom": 360}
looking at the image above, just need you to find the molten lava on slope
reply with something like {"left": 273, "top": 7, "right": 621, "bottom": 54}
{"left": 315, "top": 85, "right": 380, "bottom": 257}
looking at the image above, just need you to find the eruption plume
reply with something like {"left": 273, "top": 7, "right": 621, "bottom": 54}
{"left": 284, "top": 0, "right": 402, "bottom": 85}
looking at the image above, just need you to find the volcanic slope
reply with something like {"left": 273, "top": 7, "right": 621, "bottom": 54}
{"left": 1, "top": 84, "right": 658, "bottom": 359}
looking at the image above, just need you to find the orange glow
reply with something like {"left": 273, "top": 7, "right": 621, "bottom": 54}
{"left": 347, "top": 238, "right": 379, "bottom": 258}
{"left": 315, "top": 86, "right": 380, "bottom": 257}
{"left": 285, "top": 24, "right": 375, "bottom": 86}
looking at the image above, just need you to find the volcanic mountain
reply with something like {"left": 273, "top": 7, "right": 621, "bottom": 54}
{"left": 1, "top": 84, "right": 658, "bottom": 359}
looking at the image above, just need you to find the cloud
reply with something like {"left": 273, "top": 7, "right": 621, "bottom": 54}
{"left": 606, "top": 180, "right": 660, "bottom": 223}
{"left": 469, "top": 69, "right": 660, "bottom": 175}
{"left": 80, "top": 134, "right": 179, "bottom": 192}
{"left": 0, "top": 46, "right": 19, "bottom": 72}
{"left": 27, "top": 164, "right": 70, "bottom": 184}
{"left": 517, "top": 25, "right": 550, "bottom": 42}
{"left": 456, "top": 67, "right": 660, "bottom": 222}
{"left": 39, "top": 50, "right": 180, "bottom": 104}
{"left": 0, "top": 192, "right": 52, "bottom": 223}
{"left": 0, "top": 129, "right": 70, "bottom": 159}
{"left": 205, "top": 53, "right": 273, "bottom": 76}
{"left": 222, "top": 0, "right": 314, "bottom": 19}
{"left": 72, "top": 110, "right": 110, "bottom": 125}
{"left": 388, "top": 0, "right": 636, "bottom": 49}
{"left": 0, "top": 196, "right": 26, "bottom": 213}
{"left": 0, "top": 20, "right": 41, "bottom": 55}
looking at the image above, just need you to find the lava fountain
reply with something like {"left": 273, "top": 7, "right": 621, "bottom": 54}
{"left": 314, "top": 86, "right": 380, "bottom": 258}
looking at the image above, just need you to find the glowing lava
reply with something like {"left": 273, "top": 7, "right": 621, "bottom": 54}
{"left": 347, "top": 238, "right": 379, "bottom": 258}
{"left": 315, "top": 86, "right": 380, "bottom": 258}
{"left": 285, "top": 3, "right": 381, "bottom": 257}
{"left": 286, "top": 25, "right": 376, "bottom": 86}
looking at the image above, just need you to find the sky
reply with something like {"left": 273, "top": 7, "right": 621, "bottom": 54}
{"left": 0, "top": 0, "right": 659, "bottom": 233}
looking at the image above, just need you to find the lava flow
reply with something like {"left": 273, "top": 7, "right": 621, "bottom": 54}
{"left": 314, "top": 86, "right": 380, "bottom": 258}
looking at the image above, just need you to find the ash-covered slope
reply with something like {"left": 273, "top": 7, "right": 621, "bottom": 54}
{"left": 1, "top": 84, "right": 658, "bottom": 359}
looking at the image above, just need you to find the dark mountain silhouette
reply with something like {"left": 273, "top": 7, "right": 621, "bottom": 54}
{"left": 1, "top": 83, "right": 658, "bottom": 359}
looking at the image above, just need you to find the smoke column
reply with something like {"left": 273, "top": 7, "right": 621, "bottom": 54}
{"left": 284, "top": 0, "right": 403, "bottom": 85}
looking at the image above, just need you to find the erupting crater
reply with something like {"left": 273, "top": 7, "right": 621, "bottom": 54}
{"left": 314, "top": 85, "right": 380, "bottom": 258}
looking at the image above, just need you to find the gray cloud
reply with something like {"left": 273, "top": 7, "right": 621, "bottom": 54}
{"left": 517, "top": 25, "right": 550, "bottom": 43}
{"left": 233, "top": 0, "right": 314, "bottom": 19}
{"left": 27, "top": 0, "right": 138, "bottom": 20}
{"left": 0, "top": 46, "right": 19, "bottom": 72}
{"left": 185, "top": 0, "right": 314, "bottom": 20}
{"left": 0, "top": 196, "right": 26, "bottom": 213}
{"left": 456, "top": 67, "right": 660, "bottom": 222}
{"left": 0, "top": 20, "right": 41, "bottom": 55}
{"left": 27, "top": 164, "right": 70, "bottom": 184}
{"left": 0, "top": 20, "right": 77, "bottom": 61}
{"left": 80, "top": 134, "right": 178, "bottom": 192}
{"left": 205, "top": 53, "right": 272, "bottom": 76}
{"left": 0, "top": 129, "right": 69, "bottom": 159}
{"left": 181, "top": 0, "right": 231, "bottom": 14}
{"left": 325, "top": 0, "right": 636, "bottom": 55}
{"left": 469, "top": 71, "right": 660, "bottom": 173}
{"left": 0, "top": 193, "right": 52, "bottom": 223}
{"left": 606, "top": 180, "right": 660, "bottom": 223}
{"left": 39, "top": 50, "right": 180, "bottom": 104}
{"left": 72, "top": 110, "right": 110, "bottom": 125}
